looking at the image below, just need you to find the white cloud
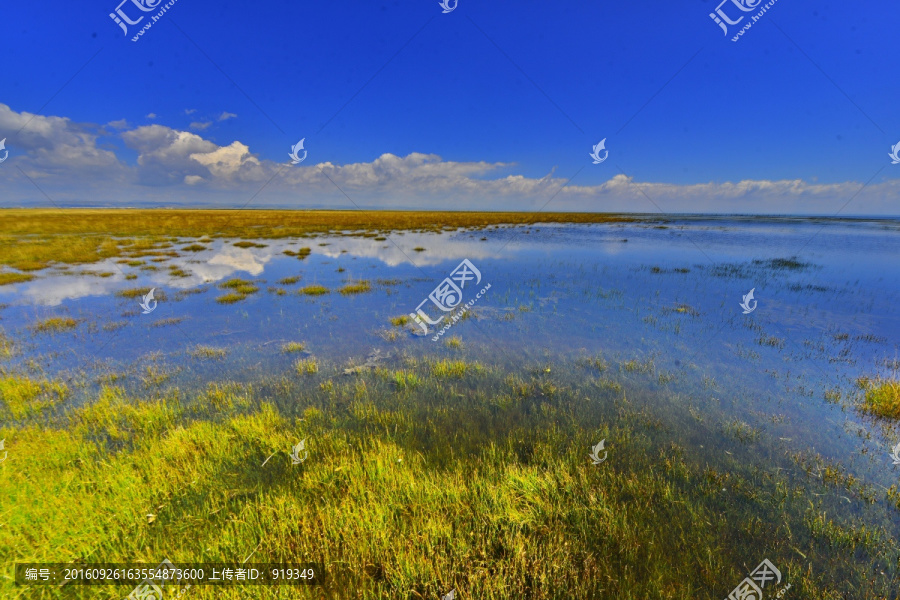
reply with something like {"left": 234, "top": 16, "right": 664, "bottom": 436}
{"left": 218, "top": 112, "right": 237, "bottom": 121}
{"left": 184, "top": 109, "right": 197, "bottom": 115}
{"left": 0, "top": 103, "right": 125, "bottom": 176}
{"left": 146, "top": 112, "right": 157, "bottom": 119}
{"left": 189, "top": 121, "right": 212, "bottom": 131}
{"left": 1, "top": 103, "right": 898, "bottom": 214}
{"left": 107, "top": 119, "right": 129, "bottom": 129}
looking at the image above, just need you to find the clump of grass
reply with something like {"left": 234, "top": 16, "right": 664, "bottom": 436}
{"left": 413, "top": 247, "right": 426, "bottom": 252}
{"left": 218, "top": 278, "right": 259, "bottom": 294}
{"left": 295, "top": 358, "right": 319, "bottom": 375}
{"left": 445, "top": 336, "right": 463, "bottom": 349}
{"left": 377, "top": 278, "right": 402, "bottom": 286}
{"left": 0, "top": 272, "right": 34, "bottom": 286}
{"left": 856, "top": 378, "right": 900, "bottom": 419}
{"left": 281, "top": 342, "right": 306, "bottom": 354}
{"left": 216, "top": 292, "right": 247, "bottom": 304}
{"left": 392, "top": 370, "right": 422, "bottom": 390}
{"left": 339, "top": 280, "right": 372, "bottom": 295}
{"left": 189, "top": 346, "right": 227, "bottom": 360}
{"left": 389, "top": 315, "right": 410, "bottom": 327}
{"left": 284, "top": 247, "right": 312, "bottom": 259}
{"left": 215, "top": 278, "right": 259, "bottom": 303}
{"left": 277, "top": 276, "right": 301, "bottom": 285}
{"left": 182, "top": 244, "right": 207, "bottom": 252}
{"left": 234, "top": 241, "right": 267, "bottom": 248}
{"left": 30, "top": 317, "right": 79, "bottom": 333}
{"left": 299, "top": 285, "right": 329, "bottom": 296}
{"left": 430, "top": 359, "right": 473, "bottom": 378}
{"left": 168, "top": 265, "right": 190, "bottom": 278}
{"left": 0, "top": 376, "right": 68, "bottom": 419}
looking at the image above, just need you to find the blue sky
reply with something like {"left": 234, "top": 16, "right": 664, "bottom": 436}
{"left": 0, "top": 0, "right": 898, "bottom": 213}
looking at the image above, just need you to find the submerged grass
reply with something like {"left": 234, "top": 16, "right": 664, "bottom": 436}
{"left": 0, "top": 357, "right": 894, "bottom": 600}
{"left": 0, "top": 375, "right": 68, "bottom": 419}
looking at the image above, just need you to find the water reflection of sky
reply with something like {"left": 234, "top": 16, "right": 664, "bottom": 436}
{"left": 2, "top": 217, "right": 899, "bottom": 502}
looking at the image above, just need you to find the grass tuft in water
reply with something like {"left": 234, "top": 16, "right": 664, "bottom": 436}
{"left": 30, "top": 317, "right": 79, "bottom": 333}
{"left": 295, "top": 358, "right": 319, "bottom": 375}
{"left": 189, "top": 346, "right": 227, "bottom": 360}
{"left": 299, "top": 285, "right": 329, "bottom": 296}
{"left": 281, "top": 342, "right": 306, "bottom": 354}
{"left": 857, "top": 378, "right": 900, "bottom": 419}
{"left": 339, "top": 280, "right": 372, "bottom": 295}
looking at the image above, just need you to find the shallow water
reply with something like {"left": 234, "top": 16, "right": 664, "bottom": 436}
{"left": 2, "top": 217, "right": 900, "bottom": 592}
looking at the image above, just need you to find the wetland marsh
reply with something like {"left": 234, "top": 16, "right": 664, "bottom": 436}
{"left": 1, "top": 211, "right": 899, "bottom": 599}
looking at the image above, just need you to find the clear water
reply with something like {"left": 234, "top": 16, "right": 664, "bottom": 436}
{"left": 3, "top": 217, "right": 899, "bottom": 528}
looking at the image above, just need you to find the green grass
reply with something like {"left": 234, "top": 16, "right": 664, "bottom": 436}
{"left": 281, "top": 342, "right": 306, "bottom": 354}
{"left": 30, "top": 316, "right": 79, "bottom": 333}
{"left": 189, "top": 346, "right": 227, "bottom": 360}
{"left": 299, "top": 285, "right": 330, "bottom": 296}
{"left": 339, "top": 280, "right": 372, "bottom": 295}
{"left": 0, "top": 272, "right": 34, "bottom": 286}
{"left": 216, "top": 292, "right": 248, "bottom": 304}
{"left": 389, "top": 315, "right": 410, "bottom": 327}
{"left": 277, "top": 276, "right": 301, "bottom": 285}
{"left": 233, "top": 241, "right": 267, "bottom": 248}
{"left": 216, "top": 278, "right": 260, "bottom": 303}
{"left": 0, "top": 360, "right": 893, "bottom": 599}
{"left": 444, "top": 336, "right": 463, "bottom": 349}
{"left": 429, "top": 359, "right": 476, "bottom": 379}
{"left": 0, "top": 375, "right": 68, "bottom": 419}
{"left": 294, "top": 358, "right": 319, "bottom": 375}
{"left": 218, "top": 278, "right": 259, "bottom": 295}
{"left": 858, "top": 378, "right": 900, "bottom": 419}
{"left": 182, "top": 243, "right": 208, "bottom": 252}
